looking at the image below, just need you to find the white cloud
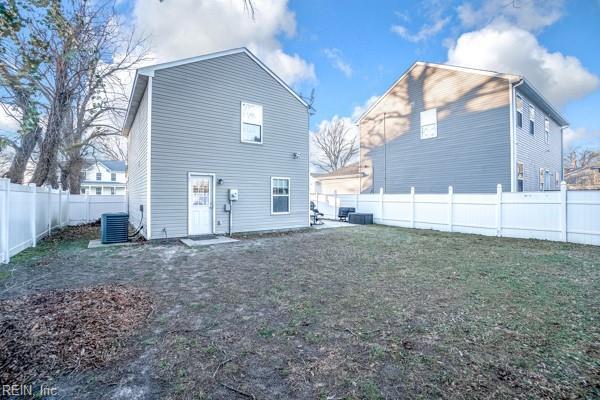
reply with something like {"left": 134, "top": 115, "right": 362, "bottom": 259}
{"left": 391, "top": 16, "right": 450, "bottom": 43}
{"left": 351, "top": 95, "right": 379, "bottom": 121}
{"left": 457, "top": 0, "right": 564, "bottom": 31}
{"left": 323, "top": 48, "right": 353, "bottom": 78}
{"left": 564, "top": 127, "right": 600, "bottom": 151}
{"left": 132, "top": 0, "right": 315, "bottom": 86}
{"left": 0, "top": 105, "right": 20, "bottom": 135}
{"left": 447, "top": 24, "right": 600, "bottom": 107}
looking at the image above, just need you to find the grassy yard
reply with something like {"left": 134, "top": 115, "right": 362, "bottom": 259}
{"left": 1, "top": 224, "right": 598, "bottom": 399}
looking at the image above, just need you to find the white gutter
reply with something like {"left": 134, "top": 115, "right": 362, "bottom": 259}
{"left": 509, "top": 79, "right": 525, "bottom": 192}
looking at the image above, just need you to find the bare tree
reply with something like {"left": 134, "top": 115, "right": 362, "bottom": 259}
{"left": 311, "top": 117, "right": 358, "bottom": 172}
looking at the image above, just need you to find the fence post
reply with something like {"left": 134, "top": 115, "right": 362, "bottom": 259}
{"left": 448, "top": 186, "right": 453, "bottom": 232}
{"left": 66, "top": 190, "right": 70, "bottom": 226}
{"left": 355, "top": 191, "right": 359, "bottom": 211}
{"left": 379, "top": 187, "right": 384, "bottom": 223}
{"left": 496, "top": 184, "right": 502, "bottom": 237}
{"left": 560, "top": 181, "right": 567, "bottom": 242}
{"left": 58, "top": 189, "right": 62, "bottom": 228}
{"left": 29, "top": 184, "right": 37, "bottom": 247}
{"left": 47, "top": 186, "right": 52, "bottom": 236}
{"left": 334, "top": 190, "right": 338, "bottom": 220}
{"left": 1, "top": 178, "right": 9, "bottom": 264}
{"left": 86, "top": 193, "right": 90, "bottom": 223}
{"left": 410, "top": 187, "right": 415, "bottom": 228}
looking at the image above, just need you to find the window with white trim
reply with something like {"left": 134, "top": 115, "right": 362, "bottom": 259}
{"left": 95, "top": 187, "right": 102, "bottom": 195}
{"left": 539, "top": 168, "right": 545, "bottom": 191}
{"left": 271, "top": 177, "right": 290, "bottom": 214}
{"left": 517, "top": 162, "right": 524, "bottom": 192}
{"left": 516, "top": 96, "right": 523, "bottom": 128}
{"left": 241, "top": 102, "right": 263, "bottom": 143}
{"left": 555, "top": 171, "right": 560, "bottom": 187}
{"left": 544, "top": 117, "right": 549, "bottom": 144}
{"left": 81, "top": 188, "right": 86, "bottom": 194}
{"left": 110, "top": 187, "right": 115, "bottom": 195}
{"left": 111, "top": 172, "right": 116, "bottom": 181}
{"left": 96, "top": 172, "right": 101, "bottom": 181}
{"left": 420, "top": 108, "right": 437, "bottom": 139}
{"left": 529, "top": 106, "right": 535, "bottom": 135}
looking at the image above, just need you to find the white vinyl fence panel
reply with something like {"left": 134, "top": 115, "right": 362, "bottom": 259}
{"left": 311, "top": 182, "right": 600, "bottom": 246}
{"left": 1, "top": 179, "right": 127, "bottom": 263}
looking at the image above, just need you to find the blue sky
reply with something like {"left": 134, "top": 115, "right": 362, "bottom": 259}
{"left": 1, "top": 1, "right": 598, "bottom": 153}
{"left": 280, "top": 0, "right": 600, "bottom": 151}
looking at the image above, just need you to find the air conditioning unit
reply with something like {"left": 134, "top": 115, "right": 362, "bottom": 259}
{"left": 101, "top": 213, "right": 129, "bottom": 244}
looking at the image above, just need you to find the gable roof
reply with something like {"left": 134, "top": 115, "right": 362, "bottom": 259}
{"left": 355, "top": 61, "right": 568, "bottom": 127}
{"left": 98, "top": 160, "right": 126, "bottom": 172}
{"left": 122, "top": 48, "right": 308, "bottom": 135}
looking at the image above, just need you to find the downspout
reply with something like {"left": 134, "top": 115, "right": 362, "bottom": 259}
{"left": 509, "top": 79, "right": 524, "bottom": 192}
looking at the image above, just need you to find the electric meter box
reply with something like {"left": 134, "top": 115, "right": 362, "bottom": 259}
{"left": 229, "top": 189, "right": 239, "bottom": 201}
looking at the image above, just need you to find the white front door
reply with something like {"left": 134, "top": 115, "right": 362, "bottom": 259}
{"left": 188, "top": 174, "right": 213, "bottom": 235}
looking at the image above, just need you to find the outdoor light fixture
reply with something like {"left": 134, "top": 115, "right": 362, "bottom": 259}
{"left": 217, "top": 178, "right": 224, "bottom": 185}
{"left": 293, "top": 152, "right": 301, "bottom": 159}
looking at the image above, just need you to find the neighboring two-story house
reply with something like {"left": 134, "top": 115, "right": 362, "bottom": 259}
{"left": 123, "top": 48, "right": 309, "bottom": 239}
{"left": 80, "top": 160, "right": 126, "bottom": 195}
{"left": 357, "top": 62, "right": 568, "bottom": 193}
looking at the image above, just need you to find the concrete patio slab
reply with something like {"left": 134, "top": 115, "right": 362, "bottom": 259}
{"left": 311, "top": 220, "right": 355, "bottom": 229}
{"left": 180, "top": 236, "right": 239, "bottom": 247}
{"left": 88, "top": 239, "right": 139, "bottom": 249}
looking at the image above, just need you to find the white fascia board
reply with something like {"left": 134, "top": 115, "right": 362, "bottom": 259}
{"left": 137, "top": 47, "right": 308, "bottom": 108}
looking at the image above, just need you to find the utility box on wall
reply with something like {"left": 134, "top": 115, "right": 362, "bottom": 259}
{"left": 229, "top": 189, "right": 239, "bottom": 201}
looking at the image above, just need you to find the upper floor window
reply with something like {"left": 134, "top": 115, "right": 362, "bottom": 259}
{"left": 516, "top": 96, "right": 523, "bottom": 128}
{"left": 420, "top": 108, "right": 437, "bottom": 139}
{"left": 529, "top": 106, "right": 535, "bottom": 135}
{"left": 544, "top": 117, "right": 550, "bottom": 144}
{"left": 96, "top": 172, "right": 101, "bottom": 181}
{"left": 111, "top": 172, "right": 116, "bottom": 181}
{"left": 80, "top": 171, "right": 86, "bottom": 181}
{"left": 241, "top": 102, "right": 263, "bottom": 144}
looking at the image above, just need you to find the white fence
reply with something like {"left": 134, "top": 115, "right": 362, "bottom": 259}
{"left": 311, "top": 182, "right": 600, "bottom": 246}
{"left": 0, "top": 179, "right": 127, "bottom": 263}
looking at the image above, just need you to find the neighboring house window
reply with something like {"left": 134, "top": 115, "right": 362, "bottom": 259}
{"left": 539, "top": 168, "right": 544, "bottom": 191}
{"left": 241, "top": 102, "right": 263, "bottom": 143}
{"left": 110, "top": 187, "right": 115, "bottom": 195}
{"left": 96, "top": 172, "right": 101, "bottom": 180}
{"left": 81, "top": 188, "right": 86, "bottom": 194}
{"left": 517, "top": 162, "right": 524, "bottom": 192}
{"left": 95, "top": 187, "right": 102, "bottom": 195}
{"left": 529, "top": 106, "right": 535, "bottom": 135}
{"left": 111, "top": 172, "right": 116, "bottom": 181}
{"left": 420, "top": 108, "right": 437, "bottom": 139}
{"left": 80, "top": 171, "right": 86, "bottom": 181}
{"left": 516, "top": 96, "right": 523, "bottom": 128}
{"left": 271, "top": 177, "right": 290, "bottom": 214}
{"left": 544, "top": 117, "right": 550, "bottom": 144}
{"left": 555, "top": 171, "right": 560, "bottom": 187}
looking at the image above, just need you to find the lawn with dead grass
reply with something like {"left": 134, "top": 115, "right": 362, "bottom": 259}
{"left": 1, "top": 224, "right": 598, "bottom": 399}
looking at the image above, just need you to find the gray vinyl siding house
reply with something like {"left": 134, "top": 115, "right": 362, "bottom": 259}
{"left": 358, "top": 62, "right": 568, "bottom": 194}
{"left": 124, "top": 48, "right": 309, "bottom": 239}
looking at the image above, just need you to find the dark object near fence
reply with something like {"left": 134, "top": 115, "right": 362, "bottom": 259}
{"left": 348, "top": 213, "right": 373, "bottom": 225}
{"left": 310, "top": 201, "right": 324, "bottom": 226}
{"left": 338, "top": 207, "right": 356, "bottom": 222}
{"left": 101, "top": 213, "right": 129, "bottom": 244}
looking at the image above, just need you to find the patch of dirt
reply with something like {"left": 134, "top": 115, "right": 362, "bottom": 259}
{"left": 0, "top": 284, "right": 153, "bottom": 385}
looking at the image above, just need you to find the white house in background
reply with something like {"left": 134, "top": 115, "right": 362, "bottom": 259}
{"left": 80, "top": 160, "right": 126, "bottom": 195}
